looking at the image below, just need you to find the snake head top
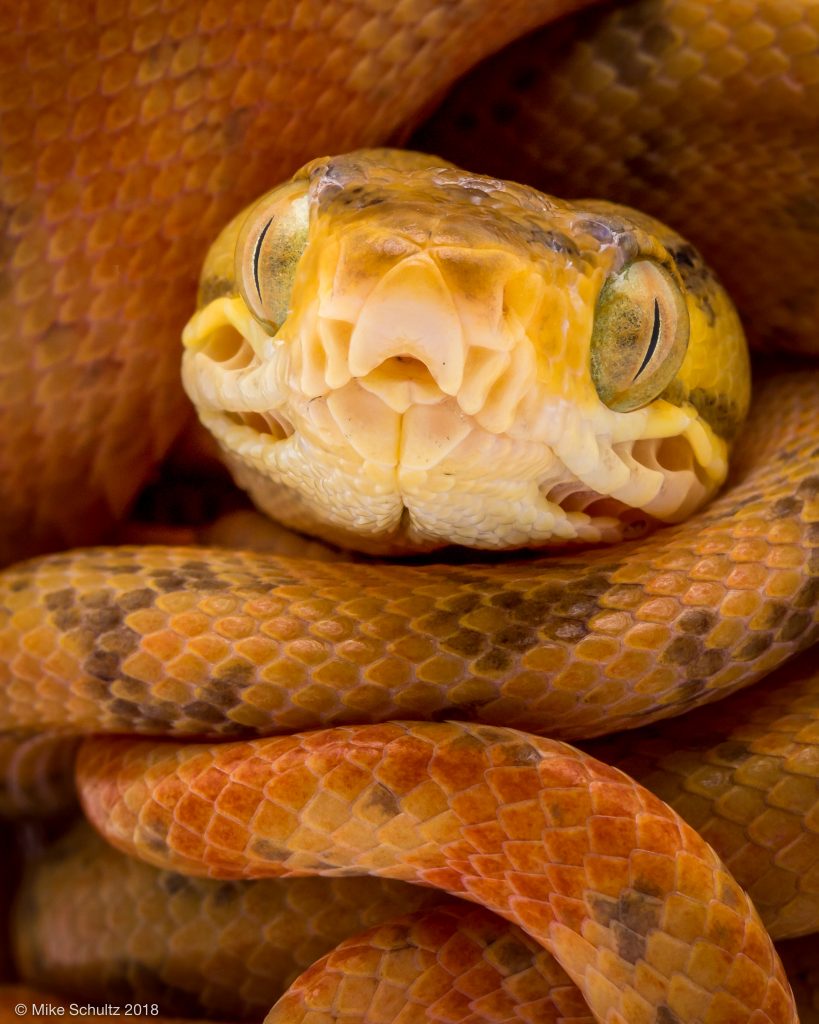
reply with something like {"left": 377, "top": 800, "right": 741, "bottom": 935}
{"left": 182, "top": 149, "right": 750, "bottom": 554}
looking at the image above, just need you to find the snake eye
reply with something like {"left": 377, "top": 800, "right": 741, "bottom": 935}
{"left": 235, "top": 182, "right": 310, "bottom": 333}
{"left": 590, "top": 260, "right": 689, "bottom": 412}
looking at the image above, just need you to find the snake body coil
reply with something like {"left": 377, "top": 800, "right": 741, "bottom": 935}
{"left": 0, "top": 0, "right": 818, "bottom": 1020}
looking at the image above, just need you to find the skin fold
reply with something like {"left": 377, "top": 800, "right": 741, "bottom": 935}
{"left": 0, "top": 0, "right": 817, "bottom": 1019}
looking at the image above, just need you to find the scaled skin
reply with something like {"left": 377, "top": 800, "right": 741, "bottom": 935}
{"left": 76, "top": 721, "right": 795, "bottom": 1024}
{"left": 0, "top": 1, "right": 817, "bottom": 1019}
{"left": 182, "top": 150, "right": 749, "bottom": 554}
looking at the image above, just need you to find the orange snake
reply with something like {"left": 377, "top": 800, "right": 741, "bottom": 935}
{"left": 0, "top": 0, "right": 818, "bottom": 1021}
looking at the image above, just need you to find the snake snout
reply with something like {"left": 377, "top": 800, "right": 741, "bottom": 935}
{"left": 347, "top": 254, "right": 466, "bottom": 399}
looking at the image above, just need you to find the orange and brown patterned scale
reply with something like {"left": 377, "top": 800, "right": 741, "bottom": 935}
{"left": 7, "top": 654, "right": 819, "bottom": 1017}
{"left": 72, "top": 721, "right": 795, "bottom": 1024}
{"left": 8, "top": 850, "right": 819, "bottom": 1023}
{"left": 585, "top": 648, "right": 819, "bottom": 941}
{"left": 1, "top": 0, "right": 818, "bottom": 1019}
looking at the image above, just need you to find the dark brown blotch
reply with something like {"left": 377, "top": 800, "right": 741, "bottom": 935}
{"left": 779, "top": 611, "right": 811, "bottom": 643}
{"left": 661, "top": 636, "right": 701, "bottom": 665}
{"left": 212, "top": 881, "right": 239, "bottom": 906}
{"left": 251, "top": 838, "right": 290, "bottom": 862}
{"left": 160, "top": 872, "right": 190, "bottom": 896}
{"left": 214, "top": 661, "right": 256, "bottom": 687}
{"left": 84, "top": 650, "right": 122, "bottom": 682}
{"left": 490, "top": 936, "right": 535, "bottom": 975}
{"left": 735, "top": 633, "right": 773, "bottom": 661}
{"left": 499, "top": 741, "right": 540, "bottom": 766}
{"left": 474, "top": 648, "right": 512, "bottom": 674}
{"left": 678, "top": 609, "right": 715, "bottom": 635}
{"left": 443, "top": 629, "right": 486, "bottom": 658}
{"left": 119, "top": 588, "right": 156, "bottom": 612}
{"left": 612, "top": 920, "right": 645, "bottom": 964}
{"left": 794, "top": 577, "right": 819, "bottom": 610}
{"left": 686, "top": 388, "right": 743, "bottom": 441}
{"left": 183, "top": 701, "right": 229, "bottom": 725}
{"left": 771, "top": 496, "right": 803, "bottom": 518}
{"left": 365, "top": 783, "right": 400, "bottom": 819}
{"left": 44, "top": 588, "right": 76, "bottom": 612}
{"left": 688, "top": 648, "right": 726, "bottom": 678}
{"left": 712, "top": 741, "right": 752, "bottom": 767}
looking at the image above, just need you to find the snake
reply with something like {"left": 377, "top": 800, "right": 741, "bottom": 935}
{"left": 0, "top": 0, "right": 818, "bottom": 1020}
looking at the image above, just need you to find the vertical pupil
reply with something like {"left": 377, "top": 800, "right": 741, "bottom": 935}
{"left": 633, "top": 298, "right": 660, "bottom": 381}
{"left": 253, "top": 218, "right": 274, "bottom": 302}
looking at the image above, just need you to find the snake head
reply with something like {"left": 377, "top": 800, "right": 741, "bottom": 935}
{"left": 182, "top": 149, "right": 750, "bottom": 554}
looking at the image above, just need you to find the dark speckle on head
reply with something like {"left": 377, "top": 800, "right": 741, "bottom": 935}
{"left": 145, "top": 832, "right": 169, "bottom": 855}
{"left": 676, "top": 677, "right": 708, "bottom": 707}
{"left": 685, "top": 387, "right": 744, "bottom": 441}
{"left": 198, "top": 276, "right": 235, "bottom": 306}
{"left": 666, "top": 242, "right": 717, "bottom": 325}
{"left": 215, "top": 661, "right": 255, "bottom": 687}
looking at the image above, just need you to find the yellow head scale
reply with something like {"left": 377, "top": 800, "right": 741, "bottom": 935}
{"left": 182, "top": 150, "right": 750, "bottom": 554}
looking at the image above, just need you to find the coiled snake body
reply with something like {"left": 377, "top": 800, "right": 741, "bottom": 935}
{"left": 0, "top": 0, "right": 818, "bottom": 1021}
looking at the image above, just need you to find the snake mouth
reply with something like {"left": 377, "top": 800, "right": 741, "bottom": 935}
{"left": 182, "top": 288, "right": 726, "bottom": 554}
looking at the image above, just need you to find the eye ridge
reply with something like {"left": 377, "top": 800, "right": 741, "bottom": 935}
{"left": 252, "top": 217, "right": 275, "bottom": 302}
{"left": 633, "top": 297, "right": 660, "bottom": 382}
